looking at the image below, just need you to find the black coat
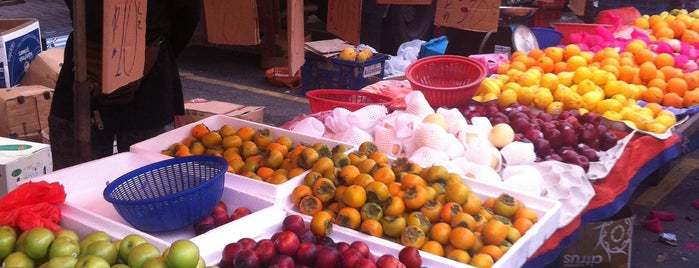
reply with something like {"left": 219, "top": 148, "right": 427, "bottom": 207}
{"left": 50, "top": 0, "right": 201, "bottom": 130}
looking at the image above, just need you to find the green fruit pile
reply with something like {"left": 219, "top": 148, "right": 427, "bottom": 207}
{"left": 0, "top": 226, "right": 209, "bottom": 268}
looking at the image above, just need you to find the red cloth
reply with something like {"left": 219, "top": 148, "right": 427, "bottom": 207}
{"left": 0, "top": 181, "right": 66, "bottom": 232}
{"left": 530, "top": 132, "right": 682, "bottom": 258}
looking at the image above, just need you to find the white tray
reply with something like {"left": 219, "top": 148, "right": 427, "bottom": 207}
{"left": 280, "top": 174, "right": 562, "bottom": 268}
{"left": 130, "top": 115, "right": 354, "bottom": 201}
{"left": 26, "top": 152, "right": 277, "bottom": 255}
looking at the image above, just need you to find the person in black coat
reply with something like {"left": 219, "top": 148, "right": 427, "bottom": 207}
{"left": 49, "top": 0, "right": 201, "bottom": 170}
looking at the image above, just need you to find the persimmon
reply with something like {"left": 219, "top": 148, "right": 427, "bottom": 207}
{"left": 430, "top": 222, "right": 453, "bottom": 245}
{"left": 191, "top": 123, "right": 210, "bottom": 139}
{"left": 312, "top": 177, "right": 337, "bottom": 203}
{"left": 236, "top": 126, "right": 255, "bottom": 142}
{"left": 290, "top": 185, "right": 312, "bottom": 206}
{"left": 298, "top": 195, "right": 323, "bottom": 216}
{"left": 336, "top": 207, "right": 362, "bottom": 230}
{"left": 339, "top": 165, "right": 361, "bottom": 185}
{"left": 479, "top": 244, "right": 504, "bottom": 262}
{"left": 449, "top": 227, "right": 475, "bottom": 250}
{"left": 481, "top": 219, "right": 508, "bottom": 245}
{"left": 256, "top": 167, "right": 275, "bottom": 181}
{"left": 360, "top": 218, "right": 383, "bottom": 238}
{"left": 342, "top": 185, "right": 367, "bottom": 209}
{"left": 275, "top": 135, "right": 293, "bottom": 151}
{"left": 264, "top": 149, "right": 284, "bottom": 169}
{"left": 450, "top": 212, "right": 476, "bottom": 230}
{"left": 513, "top": 218, "right": 534, "bottom": 236}
{"left": 383, "top": 196, "right": 406, "bottom": 216}
{"left": 470, "top": 253, "right": 495, "bottom": 268}
{"left": 372, "top": 166, "right": 396, "bottom": 185}
{"left": 365, "top": 181, "right": 390, "bottom": 203}
{"left": 421, "top": 241, "right": 445, "bottom": 257}
{"left": 403, "top": 185, "right": 428, "bottom": 210}
{"left": 399, "top": 173, "right": 427, "bottom": 190}
{"left": 441, "top": 202, "right": 463, "bottom": 223}
{"left": 311, "top": 156, "right": 334, "bottom": 174}
{"left": 360, "top": 202, "right": 384, "bottom": 221}
{"left": 447, "top": 249, "right": 471, "bottom": 264}
{"left": 265, "top": 142, "right": 288, "bottom": 156}
{"left": 310, "top": 210, "right": 334, "bottom": 236}
{"left": 420, "top": 200, "right": 444, "bottom": 223}
{"left": 400, "top": 225, "right": 427, "bottom": 248}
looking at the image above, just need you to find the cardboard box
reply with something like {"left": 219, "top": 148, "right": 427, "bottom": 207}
{"left": 559, "top": 206, "right": 634, "bottom": 268}
{"left": 174, "top": 100, "right": 264, "bottom": 128}
{"left": 0, "top": 85, "right": 54, "bottom": 140}
{"left": 0, "top": 136, "right": 52, "bottom": 197}
{"left": 0, "top": 18, "right": 42, "bottom": 88}
{"left": 20, "top": 47, "right": 64, "bottom": 89}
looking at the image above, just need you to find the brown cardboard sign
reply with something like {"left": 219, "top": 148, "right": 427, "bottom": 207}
{"left": 203, "top": 0, "right": 260, "bottom": 46}
{"left": 568, "top": 0, "right": 586, "bottom": 16}
{"left": 327, "top": 0, "right": 362, "bottom": 45}
{"left": 101, "top": 0, "right": 147, "bottom": 94}
{"left": 376, "top": 0, "right": 432, "bottom": 4}
{"left": 287, "top": 0, "right": 305, "bottom": 75}
{"left": 434, "top": 0, "right": 499, "bottom": 33}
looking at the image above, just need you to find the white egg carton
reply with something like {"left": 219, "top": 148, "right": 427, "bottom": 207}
{"left": 27, "top": 152, "right": 278, "bottom": 254}
{"left": 129, "top": 115, "right": 355, "bottom": 202}
{"left": 280, "top": 173, "right": 562, "bottom": 268}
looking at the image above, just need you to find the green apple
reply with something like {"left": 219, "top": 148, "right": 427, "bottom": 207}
{"left": 48, "top": 237, "right": 80, "bottom": 259}
{"left": 3, "top": 251, "right": 35, "bottom": 268}
{"left": 46, "top": 255, "right": 78, "bottom": 268}
{"left": 84, "top": 240, "right": 118, "bottom": 265}
{"left": 79, "top": 239, "right": 97, "bottom": 257}
{"left": 166, "top": 240, "right": 200, "bottom": 268}
{"left": 0, "top": 226, "right": 17, "bottom": 261}
{"left": 83, "top": 231, "right": 111, "bottom": 244}
{"left": 142, "top": 256, "right": 168, "bottom": 268}
{"left": 22, "top": 227, "right": 56, "bottom": 260}
{"left": 111, "top": 264, "right": 130, "bottom": 268}
{"left": 15, "top": 229, "right": 27, "bottom": 253}
{"left": 127, "top": 243, "right": 161, "bottom": 268}
{"left": 74, "top": 255, "right": 111, "bottom": 268}
{"left": 117, "top": 234, "right": 147, "bottom": 262}
{"left": 196, "top": 256, "right": 206, "bottom": 268}
{"left": 54, "top": 230, "right": 79, "bottom": 243}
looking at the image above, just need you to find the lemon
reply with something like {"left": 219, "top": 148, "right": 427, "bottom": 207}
{"left": 603, "top": 81, "right": 623, "bottom": 98}
{"left": 498, "top": 89, "right": 518, "bottom": 108}
{"left": 603, "top": 111, "right": 623, "bottom": 121}
{"left": 647, "top": 122, "right": 668, "bottom": 134}
{"left": 561, "top": 92, "right": 583, "bottom": 110}
{"left": 557, "top": 71, "right": 574, "bottom": 87}
{"left": 581, "top": 90, "right": 605, "bottom": 111}
{"left": 655, "top": 114, "right": 677, "bottom": 128}
{"left": 540, "top": 73, "right": 559, "bottom": 91}
{"left": 573, "top": 67, "right": 592, "bottom": 84}
{"left": 611, "top": 94, "right": 628, "bottom": 105}
{"left": 546, "top": 101, "right": 564, "bottom": 115}
{"left": 595, "top": 99, "right": 623, "bottom": 114}
{"left": 516, "top": 86, "right": 535, "bottom": 106}
{"left": 590, "top": 69, "right": 613, "bottom": 86}
{"left": 576, "top": 79, "right": 598, "bottom": 95}
{"left": 517, "top": 70, "right": 541, "bottom": 87}
{"left": 503, "top": 82, "right": 522, "bottom": 92}
{"left": 532, "top": 89, "right": 554, "bottom": 110}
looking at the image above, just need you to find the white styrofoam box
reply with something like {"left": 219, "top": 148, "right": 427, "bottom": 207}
{"left": 26, "top": 152, "right": 278, "bottom": 253}
{"left": 0, "top": 136, "right": 52, "bottom": 197}
{"left": 129, "top": 115, "right": 355, "bottom": 201}
{"left": 280, "top": 174, "right": 562, "bottom": 268}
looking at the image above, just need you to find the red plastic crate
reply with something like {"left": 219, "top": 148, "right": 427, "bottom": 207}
{"left": 533, "top": 8, "right": 562, "bottom": 28}
{"left": 534, "top": 0, "right": 564, "bottom": 7}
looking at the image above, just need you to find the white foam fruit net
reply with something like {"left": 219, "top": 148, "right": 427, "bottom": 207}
{"left": 289, "top": 117, "right": 325, "bottom": 137}
{"left": 436, "top": 107, "right": 468, "bottom": 135}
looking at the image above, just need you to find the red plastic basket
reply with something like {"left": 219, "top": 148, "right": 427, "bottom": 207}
{"left": 306, "top": 89, "right": 394, "bottom": 113}
{"left": 405, "top": 55, "right": 486, "bottom": 109}
{"left": 553, "top": 23, "right": 616, "bottom": 44}
{"left": 533, "top": 0, "right": 564, "bottom": 7}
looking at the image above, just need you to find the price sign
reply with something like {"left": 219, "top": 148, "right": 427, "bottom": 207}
{"left": 434, "top": 0, "right": 499, "bottom": 32}
{"left": 102, "top": 0, "right": 147, "bottom": 94}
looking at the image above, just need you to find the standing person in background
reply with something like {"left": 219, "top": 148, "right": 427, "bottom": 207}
{"left": 49, "top": 0, "right": 201, "bottom": 170}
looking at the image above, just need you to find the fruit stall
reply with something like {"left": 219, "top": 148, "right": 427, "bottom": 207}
{"left": 4, "top": 3, "right": 699, "bottom": 268}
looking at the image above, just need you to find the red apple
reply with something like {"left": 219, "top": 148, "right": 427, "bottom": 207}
{"left": 350, "top": 241, "right": 371, "bottom": 258}
{"left": 315, "top": 246, "right": 340, "bottom": 268}
{"left": 560, "top": 126, "right": 578, "bottom": 147}
{"left": 237, "top": 237, "right": 257, "bottom": 250}
{"left": 398, "top": 246, "right": 422, "bottom": 268}
{"left": 533, "top": 138, "right": 553, "bottom": 156}
{"left": 193, "top": 215, "right": 215, "bottom": 235}
{"left": 315, "top": 236, "right": 336, "bottom": 249}
{"left": 212, "top": 208, "right": 230, "bottom": 227}
{"left": 282, "top": 214, "right": 305, "bottom": 233}
{"left": 295, "top": 241, "right": 318, "bottom": 266}
{"left": 536, "top": 112, "right": 553, "bottom": 122}
{"left": 273, "top": 231, "right": 300, "bottom": 256}
{"left": 221, "top": 242, "right": 245, "bottom": 266}
{"left": 340, "top": 248, "right": 363, "bottom": 268}
{"left": 214, "top": 201, "right": 228, "bottom": 214}
{"left": 580, "top": 148, "right": 600, "bottom": 162}
{"left": 335, "top": 241, "right": 350, "bottom": 253}
{"left": 525, "top": 129, "right": 543, "bottom": 142}
{"left": 581, "top": 112, "right": 601, "bottom": 126}
{"left": 544, "top": 153, "right": 563, "bottom": 162}
{"left": 543, "top": 128, "right": 562, "bottom": 149}
{"left": 572, "top": 155, "right": 590, "bottom": 171}
{"left": 230, "top": 207, "right": 252, "bottom": 221}
{"left": 510, "top": 117, "right": 530, "bottom": 133}
{"left": 600, "top": 132, "right": 619, "bottom": 151}
{"left": 254, "top": 239, "right": 276, "bottom": 266}
{"left": 269, "top": 255, "right": 295, "bottom": 267}
{"left": 354, "top": 258, "right": 377, "bottom": 268}
{"left": 233, "top": 248, "right": 260, "bottom": 268}
{"left": 375, "top": 254, "right": 407, "bottom": 268}
{"left": 295, "top": 228, "right": 316, "bottom": 244}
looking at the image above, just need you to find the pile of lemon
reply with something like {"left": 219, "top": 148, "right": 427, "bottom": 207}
{"left": 473, "top": 43, "right": 684, "bottom": 135}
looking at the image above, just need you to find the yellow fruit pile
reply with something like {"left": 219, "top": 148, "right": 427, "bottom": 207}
{"left": 474, "top": 43, "right": 686, "bottom": 134}
{"left": 634, "top": 10, "right": 699, "bottom": 43}
{"left": 338, "top": 47, "right": 374, "bottom": 62}
{"left": 162, "top": 123, "right": 348, "bottom": 185}
{"left": 297, "top": 142, "right": 538, "bottom": 266}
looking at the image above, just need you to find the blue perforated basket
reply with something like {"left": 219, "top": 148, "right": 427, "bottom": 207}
{"left": 103, "top": 155, "right": 227, "bottom": 233}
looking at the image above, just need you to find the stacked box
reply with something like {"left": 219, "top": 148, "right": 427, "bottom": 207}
{"left": 0, "top": 136, "right": 52, "bottom": 197}
{"left": 0, "top": 85, "right": 54, "bottom": 142}
{"left": 0, "top": 18, "right": 42, "bottom": 88}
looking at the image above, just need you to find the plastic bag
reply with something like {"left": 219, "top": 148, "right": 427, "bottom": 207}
{"left": 384, "top": 39, "right": 426, "bottom": 77}
{"left": 0, "top": 181, "right": 66, "bottom": 232}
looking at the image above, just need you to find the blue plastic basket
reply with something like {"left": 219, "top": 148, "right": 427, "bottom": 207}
{"left": 530, "top": 27, "right": 563, "bottom": 49}
{"left": 103, "top": 155, "right": 227, "bottom": 233}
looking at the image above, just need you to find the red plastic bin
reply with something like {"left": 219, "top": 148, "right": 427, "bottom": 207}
{"left": 533, "top": 0, "right": 564, "bottom": 7}
{"left": 405, "top": 55, "right": 486, "bottom": 109}
{"left": 306, "top": 89, "right": 394, "bottom": 113}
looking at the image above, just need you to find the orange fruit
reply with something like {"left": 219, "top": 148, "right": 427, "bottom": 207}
{"left": 669, "top": 20, "right": 687, "bottom": 38}
{"left": 662, "top": 92, "right": 684, "bottom": 108}
{"left": 536, "top": 56, "right": 555, "bottom": 73}
{"left": 634, "top": 17, "right": 650, "bottom": 29}
{"left": 509, "top": 61, "right": 527, "bottom": 72}
{"left": 618, "top": 65, "right": 636, "bottom": 83}
{"left": 681, "top": 29, "right": 699, "bottom": 44}
{"left": 527, "top": 49, "right": 545, "bottom": 60}
{"left": 544, "top": 46, "right": 564, "bottom": 63}
{"left": 654, "top": 53, "right": 675, "bottom": 69}
{"left": 496, "top": 63, "right": 510, "bottom": 75}
{"left": 653, "top": 26, "right": 675, "bottom": 40}
{"left": 638, "top": 61, "right": 657, "bottom": 82}
{"left": 566, "top": 55, "right": 587, "bottom": 72}
{"left": 667, "top": 77, "right": 688, "bottom": 97}
{"left": 647, "top": 78, "right": 667, "bottom": 91}
{"left": 641, "top": 86, "right": 665, "bottom": 104}
{"left": 683, "top": 72, "right": 699, "bottom": 91}
{"left": 553, "top": 61, "right": 567, "bottom": 74}
{"left": 625, "top": 40, "right": 647, "bottom": 54}
{"left": 563, "top": 44, "right": 581, "bottom": 60}
{"left": 634, "top": 48, "right": 654, "bottom": 65}
{"left": 660, "top": 66, "right": 683, "bottom": 81}
{"left": 683, "top": 89, "right": 699, "bottom": 107}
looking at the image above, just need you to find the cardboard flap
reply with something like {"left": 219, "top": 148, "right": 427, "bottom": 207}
{"left": 434, "top": 0, "right": 499, "bottom": 32}
{"left": 0, "top": 19, "right": 37, "bottom": 37}
{"left": 376, "top": 0, "right": 432, "bottom": 4}
{"left": 203, "top": 0, "right": 260, "bottom": 46}
{"left": 327, "top": 0, "right": 362, "bottom": 45}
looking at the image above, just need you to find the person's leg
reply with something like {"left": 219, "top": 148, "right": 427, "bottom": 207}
{"left": 48, "top": 115, "right": 77, "bottom": 170}
{"left": 115, "top": 126, "right": 166, "bottom": 153}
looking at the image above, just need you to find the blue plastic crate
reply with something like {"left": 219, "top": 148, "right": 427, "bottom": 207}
{"left": 301, "top": 51, "right": 387, "bottom": 93}
{"left": 597, "top": 0, "right": 672, "bottom": 16}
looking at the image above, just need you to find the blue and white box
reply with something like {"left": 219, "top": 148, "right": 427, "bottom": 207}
{"left": 0, "top": 18, "right": 42, "bottom": 88}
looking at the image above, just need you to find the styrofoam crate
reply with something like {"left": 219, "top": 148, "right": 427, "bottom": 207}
{"left": 26, "top": 152, "right": 278, "bottom": 253}
{"left": 129, "top": 115, "right": 355, "bottom": 202}
{"left": 280, "top": 173, "right": 562, "bottom": 268}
